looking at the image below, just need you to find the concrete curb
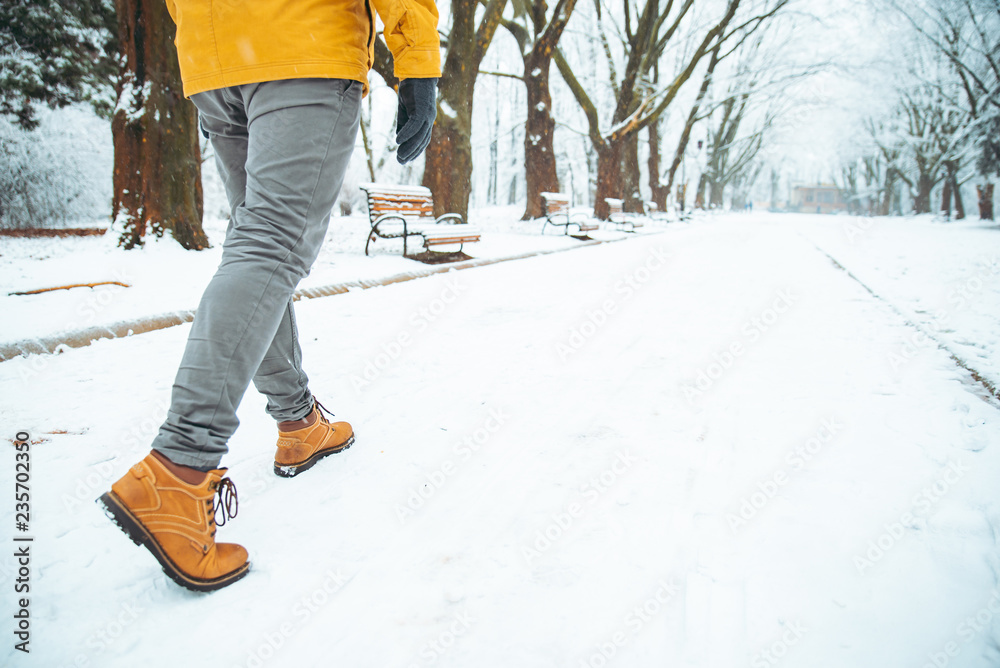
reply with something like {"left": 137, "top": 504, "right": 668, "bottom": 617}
{"left": 1, "top": 236, "right": 640, "bottom": 363}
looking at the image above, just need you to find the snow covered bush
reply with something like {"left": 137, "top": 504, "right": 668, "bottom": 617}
{"left": 0, "top": 106, "right": 112, "bottom": 229}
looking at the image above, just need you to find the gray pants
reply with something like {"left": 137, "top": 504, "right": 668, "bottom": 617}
{"left": 151, "top": 78, "right": 362, "bottom": 470}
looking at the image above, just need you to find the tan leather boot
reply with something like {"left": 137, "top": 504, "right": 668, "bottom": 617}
{"left": 97, "top": 453, "right": 250, "bottom": 592}
{"left": 274, "top": 400, "right": 354, "bottom": 478}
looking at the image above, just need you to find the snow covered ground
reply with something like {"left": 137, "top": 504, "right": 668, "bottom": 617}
{"left": 2, "top": 211, "right": 1000, "bottom": 667}
{"left": 0, "top": 205, "right": 634, "bottom": 346}
{"left": 794, "top": 213, "right": 1000, "bottom": 392}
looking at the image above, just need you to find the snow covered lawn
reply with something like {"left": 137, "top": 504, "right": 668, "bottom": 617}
{"left": 2, "top": 213, "right": 999, "bottom": 667}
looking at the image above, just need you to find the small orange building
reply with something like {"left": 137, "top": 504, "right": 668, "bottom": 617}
{"left": 790, "top": 185, "right": 847, "bottom": 214}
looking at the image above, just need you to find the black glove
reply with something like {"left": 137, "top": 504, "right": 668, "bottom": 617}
{"left": 396, "top": 77, "right": 439, "bottom": 165}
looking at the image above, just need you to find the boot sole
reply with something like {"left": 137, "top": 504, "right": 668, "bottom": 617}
{"left": 96, "top": 491, "right": 250, "bottom": 593}
{"left": 273, "top": 433, "right": 355, "bottom": 478}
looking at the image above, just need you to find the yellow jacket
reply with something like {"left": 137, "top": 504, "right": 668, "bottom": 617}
{"left": 163, "top": 0, "right": 442, "bottom": 97}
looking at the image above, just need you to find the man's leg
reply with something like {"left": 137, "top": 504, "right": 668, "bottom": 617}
{"left": 252, "top": 298, "right": 314, "bottom": 423}
{"left": 151, "top": 78, "right": 362, "bottom": 470}
{"left": 193, "top": 87, "right": 314, "bottom": 426}
{"left": 98, "top": 78, "right": 361, "bottom": 591}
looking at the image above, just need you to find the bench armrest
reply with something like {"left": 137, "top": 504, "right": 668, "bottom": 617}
{"left": 434, "top": 213, "right": 465, "bottom": 225}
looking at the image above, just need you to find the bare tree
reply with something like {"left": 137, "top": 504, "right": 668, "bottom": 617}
{"left": 422, "top": 0, "right": 509, "bottom": 221}
{"left": 864, "top": 116, "right": 906, "bottom": 216}
{"left": 895, "top": 77, "right": 970, "bottom": 214}
{"left": 693, "top": 29, "right": 802, "bottom": 209}
{"left": 555, "top": 0, "right": 787, "bottom": 218}
{"left": 663, "top": 44, "right": 722, "bottom": 207}
{"left": 890, "top": 0, "right": 999, "bottom": 218}
{"left": 502, "top": 0, "right": 580, "bottom": 219}
{"left": 702, "top": 93, "right": 774, "bottom": 208}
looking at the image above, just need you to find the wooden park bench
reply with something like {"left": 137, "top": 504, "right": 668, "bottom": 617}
{"left": 360, "top": 183, "right": 481, "bottom": 259}
{"left": 605, "top": 198, "right": 645, "bottom": 233}
{"left": 541, "top": 192, "right": 599, "bottom": 237}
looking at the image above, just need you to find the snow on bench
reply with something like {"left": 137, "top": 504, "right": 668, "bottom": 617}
{"left": 360, "top": 183, "right": 481, "bottom": 259}
{"left": 605, "top": 198, "right": 644, "bottom": 233}
{"left": 541, "top": 192, "right": 599, "bottom": 237}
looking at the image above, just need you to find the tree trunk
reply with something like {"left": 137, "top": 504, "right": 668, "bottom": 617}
{"left": 941, "top": 175, "right": 953, "bottom": 218}
{"left": 522, "top": 55, "right": 560, "bottom": 220}
{"left": 360, "top": 107, "right": 377, "bottom": 182}
{"left": 666, "top": 114, "right": 697, "bottom": 201}
{"left": 112, "top": 0, "right": 206, "bottom": 250}
{"left": 423, "top": 103, "right": 473, "bottom": 219}
{"left": 769, "top": 168, "right": 780, "bottom": 210}
{"left": 913, "top": 173, "right": 934, "bottom": 214}
{"left": 666, "top": 47, "right": 720, "bottom": 198}
{"left": 647, "top": 119, "right": 666, "bottom": 211}
{"left": 593, "top": 140, "right": 623, "bottom": 220}
{"left": 880, "top": 170, "right": 896, "bottom": 216}
{"left": 954, "top": 177, "right": 965, "bottom": 220}
{"left": 623, "top": 132, "right": 643, "bottom": 213}
{"left": 709, "top": 178, "right": 725, "bottom": 208}
{"left": 941, "top": 160, "right": 964, "bottom": 220}
{"left": 978, "top": 184, "right": 995, "bottom": 220}
{"left": 422, "top": 0, "right": 506, "bottom": 222}
{"left": 516, "top": 0, "right": 577, "bottom": 219}
{"left": 695, "top": 172, "right": 707, "bottom": 209}
{"left": 592, "top": 134, "right": 643, "bottom": 218}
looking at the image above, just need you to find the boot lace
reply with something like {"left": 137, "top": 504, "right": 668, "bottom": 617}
{"left": 209, "top": 477, "right": 239, "bottom": 530}
{"left": 313, "top": 396, "right": 335, "bottom": 425}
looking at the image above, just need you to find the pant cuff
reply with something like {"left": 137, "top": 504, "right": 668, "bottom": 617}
{"left": 151, "top": 446, "right": 223, "bottom": 472}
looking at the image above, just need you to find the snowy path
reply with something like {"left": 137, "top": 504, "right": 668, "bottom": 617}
{"left": 2, "top": 220, "right": 1000, "bottom": 667}
{"left": 794, "top": 214, "right": 1000, "bottom": 394}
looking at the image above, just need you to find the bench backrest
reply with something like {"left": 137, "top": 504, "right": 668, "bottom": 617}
{"left": 360, "top": 183, "right": 435, "bottom": 223}
{"left": 605, "top": 198, "right": 627, "bottom": 222}
{"left": 541, "top": 192, "right": 571, "bottom": 216}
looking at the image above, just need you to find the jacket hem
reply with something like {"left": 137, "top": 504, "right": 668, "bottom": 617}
{"left": 182, "top": 62, "right": 371, "bottom": 97}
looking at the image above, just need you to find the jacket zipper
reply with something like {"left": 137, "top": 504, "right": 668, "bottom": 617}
{"left": 364, "top": 0, "right": 375, "bottom": 69}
